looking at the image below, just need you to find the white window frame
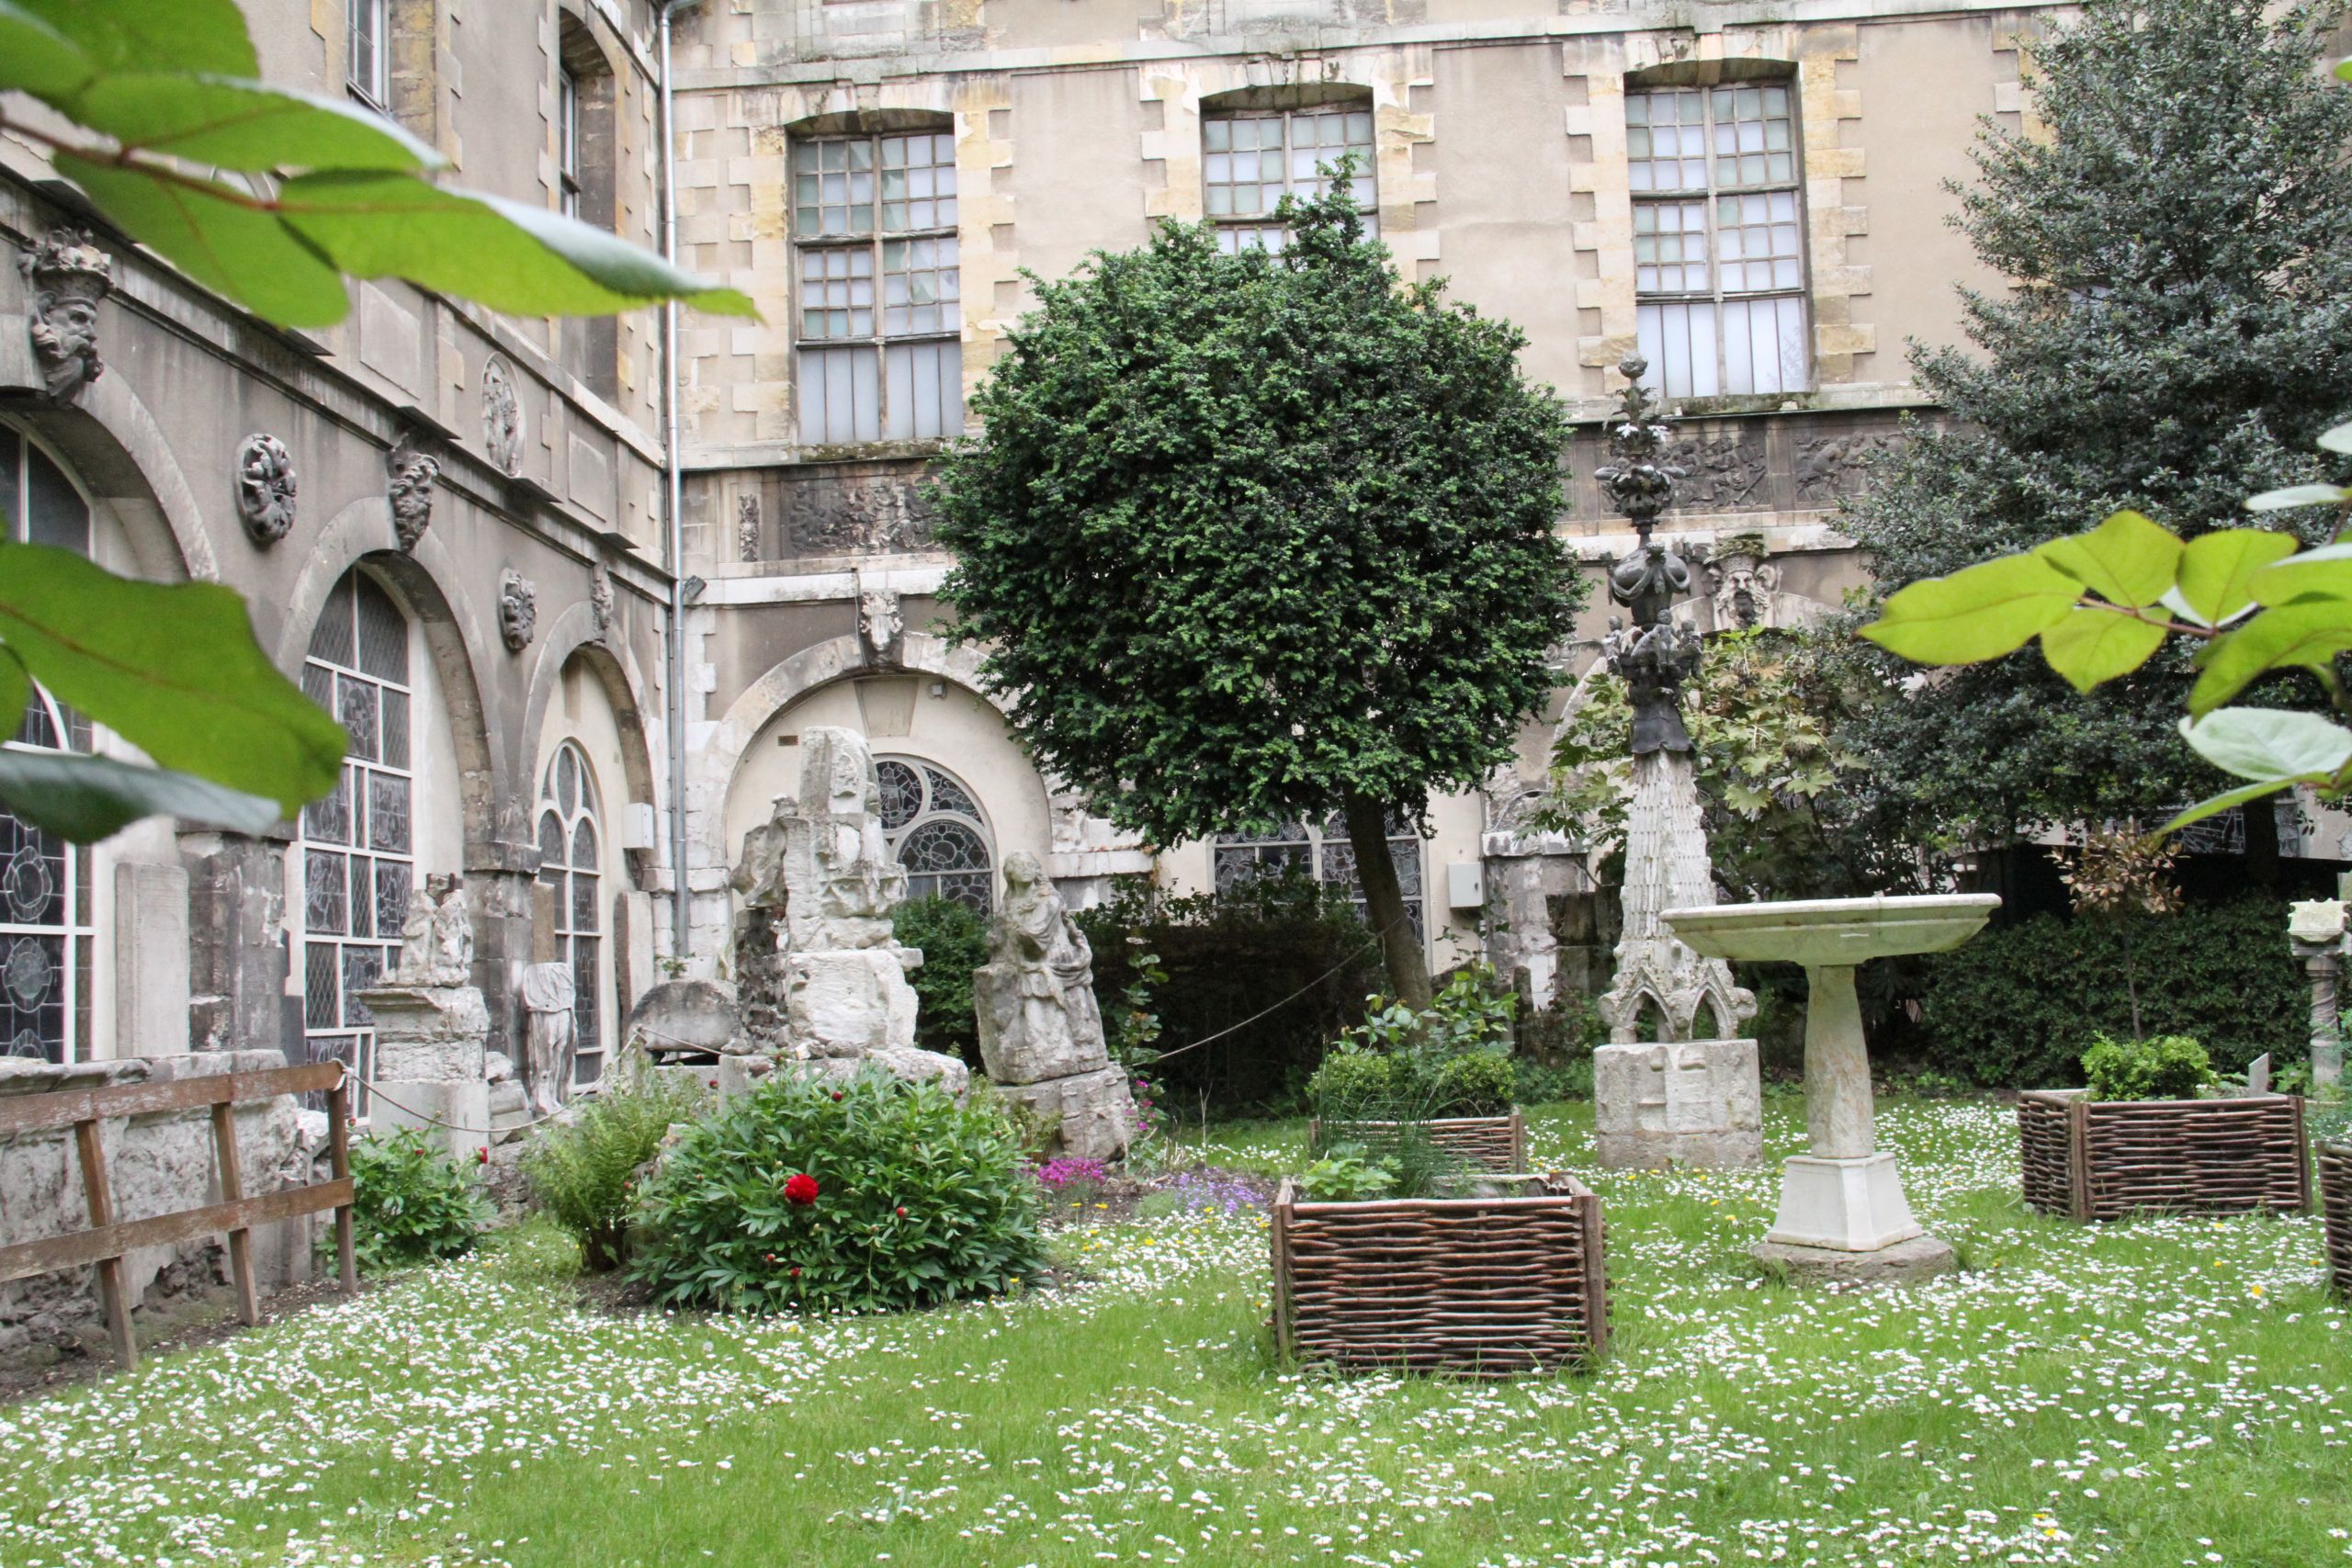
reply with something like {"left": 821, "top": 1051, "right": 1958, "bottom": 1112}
{"left": 347, "top": 0, "right": 390, "bottom": 112}
{"left": 537, "top": 742, "right": 607, "bottom": 1088}
{"left": 790, "top": 128, "right": 965, "bottom": 446}
{"left": 1628, "top": 82, "right": 1812, "bottom": 400}
{"left": 557, "top": 64, "right": 582, "bottom": 220}
{"left": 1203, "top": 103, "right": 1377, "bottom": 254}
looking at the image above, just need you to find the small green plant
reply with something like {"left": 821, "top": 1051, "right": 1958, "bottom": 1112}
{"left": 1306, "top": 962, "right": 1520, "bottom": 1120}
{"left": 1510, "top": 1055, "right": 1595, "bottom": 1104}
{"left": 894, "top": 895, "right": 991, "bottom": 1063}
{"left": 1427, "top": 1049, "right": 1517, "bottom": 1117}
{"left": 1296, "top": 1149, "right": 1398, "bottom": 1201}
{"left": 630, "top": 1066, "right": 1046, "bottom": 1314}
{"left": 332, "top": 1128, "right": 489, "bottom": 1274}
{"left": 2082, "top": 1032, "right": 2216, "bottom": 1102}
{"left": 520, "top": 1076, "right": 703, "bottom": 1271}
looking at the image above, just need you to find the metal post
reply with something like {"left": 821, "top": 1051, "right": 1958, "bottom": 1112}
{"left": 658, "top": 1, "right": 706, "bottom": 968}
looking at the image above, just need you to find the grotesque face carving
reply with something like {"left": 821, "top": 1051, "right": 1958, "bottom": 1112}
{"left": 858, "top": 586, "right": 903, "bottom": 666}
{"left": 480, "top": 355, "right": 523, "bottom": 476}
{"left": 499, "top": 569, "right": 537, "bottom": 652}
{"left": 387, "top": 436, "right": 439, "bottom": 551}
{"left": 1706, "top": 547, "right": 1781, "bottom": 632}
{"left": 19, "top": 229, "right": 112, "bottom": 402}
{"left": 234, "top": 434, "right": 299, "bottom": 546}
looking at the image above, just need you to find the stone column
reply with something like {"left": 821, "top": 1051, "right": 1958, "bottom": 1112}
{"left": 181, "top": 831, "right": 291, "bottom": 1060}
{"left": 114, "top": 862, "right": 190, "bottom": 1056}
{"left": 1804, "top": 964, "right": 1873, "bottom": 1159}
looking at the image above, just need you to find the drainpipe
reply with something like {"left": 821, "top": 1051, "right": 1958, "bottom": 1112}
{"left": 658, "top": 0, "right": 704, "bottom": 965}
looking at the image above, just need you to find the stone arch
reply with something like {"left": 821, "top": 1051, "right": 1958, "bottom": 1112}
{"left": 277, "top": 494, "right": 508, "bottom": 859}
{"left": 517, "top": 599, "right": 658, "bottom": 814}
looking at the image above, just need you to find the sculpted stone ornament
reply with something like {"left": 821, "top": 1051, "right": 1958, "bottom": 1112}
{"left": 519, "top": 961, "right": 577, "bottom": 1116}
{"left": 387, "top": 435, "right": 439, "bottom": 551}
{"left": 498, "top": 569, "right": 537, "bottom": 652}
{"left": 858, "top": 584, "right": 903, "bottom": 668}
{"left": 19, "top": 228, "right": 111, "bottom": 402}
{"left": 363, "top": 874, "right": 491, "bottom": 1156}
{"left": 392, "top": 873, "right": 475, "bottom": 987}
{"left": 234, "top": 434, "right": 299, "bottom": 546}
{"left": 481, "top": 355, "right": 524, "bottom": 476}
{"left": 738, "top": 494, "right": 762, "bottom": 562}
{"left": 1706, "top": 533, "right": 1783, "bottom": 631}
{"left": 975, "top": 853, "right": 1134, "bottom": 1160}
{"left": 1601, "top": 616, "right": 1702, "bottom": 756}
{"left": 590, "top": 559, "right": 615, "bottom": 633}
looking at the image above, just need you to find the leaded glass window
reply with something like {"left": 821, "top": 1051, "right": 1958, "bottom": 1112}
{"left": 1204, "top": 105, "right": 1376, "bottom": 254}
{"left": 792, "top": 128, "right": 965, "bottom": 446}
{"left": 300, "top": 570, "right": 415, "bottom": 1113}
{"left": 874, "top": 756, "right": 992, "bottom": 911}
{"left": 1628, "top": 83, "right": 1811, "bottom": 399}
{"left": 0, "top": 428, "right": 94, "bottom": 1065}
{"left": 1214, "top": 813, "right": 1423, "bottom": 938}
{"left": 537, "top": 742, "right": 605, "bottom": 1086}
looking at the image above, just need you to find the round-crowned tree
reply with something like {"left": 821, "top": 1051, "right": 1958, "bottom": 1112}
{"left": 933, "top": 178, "right": 1583, "bottom": 1007}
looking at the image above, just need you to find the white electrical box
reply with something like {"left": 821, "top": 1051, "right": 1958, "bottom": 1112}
{"left": 621, "top": 801, "right": 657, "bottom": 852}
{"left": 1446, "top": 861, "right": 1484, "bottom": 910}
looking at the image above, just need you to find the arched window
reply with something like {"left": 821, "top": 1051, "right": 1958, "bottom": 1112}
{"left": 1, "top": 427, "right": 95, "bottom": 1063}
{"left": 1214, "top": 813, "right": 1424, "bottom": 938}
{"left": 875, "top": 756, "right": 992, "bottom": 911}
{"left": 299, "top": 570, "right": 415, "bottom": 1110}
{"left": 537, "top": 742, "right": 605, "bottom": 1085}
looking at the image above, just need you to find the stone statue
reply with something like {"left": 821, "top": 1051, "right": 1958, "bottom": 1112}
{"left": 481, "top": 355, "right": 524, "bottom": 475}
{"left": 387, "top": 435, "right": 439, "bottom": 551}
{"left": 235, "top": 434, "right": 299, "bottom": 546}
{"left": 392, "top": 874, "right": 473, "bottom": 987}
{"left": 519, "top": 961, "right": 577, "bottom": 1116}
{"left": 499, "top": 569, "right": 537, "bottom": 652}
{"left": 859, "top": 585, "right": 903, "bottom": 667}
{"left": 1706, "top": 535, "right": 1782, "bottom": 632}
{"left": 975, "top": 852, "right": 1134, "bottom": 1160}
{"left": 363, "top": 874, "right": 492, "bottom": 1155}
{"left": 19, "top": 228, "right": 111, "bottom": 402}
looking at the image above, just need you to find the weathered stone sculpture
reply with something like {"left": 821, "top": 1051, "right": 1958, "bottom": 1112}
{"left": 520, "top": 961, "right": 577, "bottom": 1117}
{"left": 481, "top": 354, "right": 524, "bottom": 476}
{"left": 498, "top": 569, "right": 537, "bottom": 652}
{"left": 387, "top": 435, "right": 438, "bottom": 551}
{"left": 234, "top": 434, "right": 299, "bottom": 545}
{"left": 359, "top": 875, "right": 490, "bottom": 1157}
{"left": 20, "top": 228, "right": 111, "bottom": 402}
{"left": 1589, "top": 355, "right": 1762, "bottom": 1169}
{"left": 975, "top": 852, "right": 1135, "bottom": 1160}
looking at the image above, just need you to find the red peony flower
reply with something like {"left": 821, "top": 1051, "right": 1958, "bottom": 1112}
{"left": 476, "top": 1146, "right": 489, "bottom": 1165}
{"left": 784, "top": 1172, "right": 820, "bottom": 1206}
{"left": 790, "top": 1266, "right": 802, "bottom": 1278}
{"left": 831, "top": 1090, "right": 843, "bottom": 1101}
{"left": 895, "top": 1206, "right": 907, "bottom": 1218}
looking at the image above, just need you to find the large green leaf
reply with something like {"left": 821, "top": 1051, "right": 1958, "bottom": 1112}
{"left": 54, "top": 152, "right": 350, "bottom": 327}
{"left": 2175, "top": 706, "right": 2352, "bottom": 788}
{"left": 2245, "top": 482, "right": 2352, "bottom": 513}
{"left": 2172, "top": 527, "right": 2298, "bottom": 624}
{"left": 13, "top": 0, "right": 255, "bottom": 76}
{"left": 2249, "top": 539, "right": 2352, "bottom": 605}
{"left": 2036, "top": 509, "right": 2180, "bottom": 608}
{"left": 279, "top": 172, "right": 757, "bottom": 318}
{"left": 0, "top": 1, "right": 92, "bottom": 97}
{"left": 0, "top": 750, "right": 282, "bottom": 841}
{"left": 1860, "top": 553, "right": 2083, "bottom": 665}
{"left": 69, "top": 75, "right": 442, "bottom": 172}
{"left": 0, "top": 540, "right": 344, "bottom": 813}
{"left": 2038, "top": 606, "right": 2168, "bottom": 694}
{"left": 2187, "top": 600, "right": 2352, "bottom": 715}
{"left": 0, "top": 646, "right": 27, "bottom": 733}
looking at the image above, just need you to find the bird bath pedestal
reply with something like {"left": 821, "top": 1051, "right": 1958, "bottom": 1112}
{"left": 1663, "top": 894, "right": 2000, "bottom": 1284}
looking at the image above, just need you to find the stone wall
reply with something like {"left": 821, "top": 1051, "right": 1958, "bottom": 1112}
{"left": 0, "top": 1054, "right": 326, "bottom": 1366}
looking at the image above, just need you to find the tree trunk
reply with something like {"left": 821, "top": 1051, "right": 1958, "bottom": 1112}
{"left": 1342, "top": 792, "right": 1432, "bottom": 1010}
{"left": 2244, "top": 791, "right": 2280, "bottom": 887}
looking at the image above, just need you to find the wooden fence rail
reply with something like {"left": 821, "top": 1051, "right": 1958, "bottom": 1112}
{"left": 0, "top": 1061, "right": 357, "bottom": 1371}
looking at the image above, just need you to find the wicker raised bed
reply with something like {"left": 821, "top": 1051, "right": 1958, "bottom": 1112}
{"left": 2018, "top": 1089, "right": 2311, "bottom": 1221}
{"left": 1271, "top": 1172, "right": 1607, "bottom": 1376}
{"left": 2323, "top": 1140, "right": 2350, "bottom": 1302}
{"left": 1306, "top": 1109, "right": 1526, "bottom": 1175}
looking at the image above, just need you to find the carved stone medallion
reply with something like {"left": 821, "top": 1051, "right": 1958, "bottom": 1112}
{"left": 19, "top": 228, "right": 112, "bottom": 403}
{"left": 233, "top": 434, "right": 299, "bottom": 546}
{"left": 480, "top": 354, "right": 523, "bottom": 476}
{"left": 499, "top": 569, "right": 537, "bottom": 652}
{"left": 387, "top": 435, "right": 439, "bottom": 552}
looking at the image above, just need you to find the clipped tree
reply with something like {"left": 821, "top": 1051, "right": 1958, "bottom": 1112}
{"left": 1842, "top": 0, "right": 2352, "bottom": 851}
{"left": 933, "top": 181, "right": 1582, "bottom": 1008}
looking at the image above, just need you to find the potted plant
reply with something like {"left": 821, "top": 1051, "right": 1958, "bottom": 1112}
{"left": 2018, "top": 1033, "right": 2311, "bottom": 1222}
{"left": 1305, "top": 965, "right": 1527, "bottom": 1174}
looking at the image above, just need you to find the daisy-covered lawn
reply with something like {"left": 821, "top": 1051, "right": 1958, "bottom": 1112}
{"left": 1, "top": 1097, "right": 2346, "bottom": 1568}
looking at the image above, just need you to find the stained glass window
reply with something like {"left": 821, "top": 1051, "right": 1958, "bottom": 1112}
{"left": 874, "top": 757, "right": 992, "bottom": 911}
{"left": 1213, "top": 813, "right": 1424, "bottom": 939}
{"left": 300, "top": 570, "right": 415, "bottom": 1112}
{"left": 537, "top": 742, "right": 605, "bottom": 1087}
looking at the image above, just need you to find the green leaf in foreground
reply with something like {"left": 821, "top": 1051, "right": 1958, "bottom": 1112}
{"left": 1860, "top": 553, "right": 2083, "bottom": 665}
{"left": 0, "top": 540, "right": 344, "bottom": 813}
{"left": 2165, "top": 707, "right": 2352, "bottom": 831}
{"left": 2035, "top": 509, "right": 2180, "bottom": 608}
{"left": 2172, "top": 527, "right": 2298, "bottom": 625}
{"left": 2320, "top": 421, "right": 2352, "bottom": 456}
{"left": 68, "top": 75, "right": 442, "bottom": 173}
{"left": 0, "top": 2, "right": 93, "bottom": 98}
{"left": 0, "top": 750, "right": 282, "bottom": 841}
{"left": 2186, "top": 599, "right": 2352, "bottom": 716}
{"left": 2038, "top": 606, "right": 2168, "bottom": 694}
{"left": 13, "top": 0, "right": 255, "bottom": 78}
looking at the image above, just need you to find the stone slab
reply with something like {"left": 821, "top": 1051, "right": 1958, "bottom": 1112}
{"left": 994, "top": 1066, "right": 1135, "bottom": 1162}
{"left": 786, "top": 948, "right": 919, "bottom": 1058}
{"left": 786, "top": 1047, "right": 969, "bottom": 1100}
{"left": 1593, "top": 1038, "right": 1763, "bottom": 1169}
{"left": 1751, "top": 1233, "right": 1957, "bottom": 1286}
{"left": 359, "top": 984, "right": 489, "bottom": 1082}
{"left": 370, "top": 1078, "right": 491, "bottom": 1165}
{"left": 624, "top": 978, "right": 739, "bottom": 1058}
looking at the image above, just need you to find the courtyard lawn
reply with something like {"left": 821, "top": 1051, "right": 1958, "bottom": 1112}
{"left": 1, "top": 1100, "right": 2346, "bottom": 1568}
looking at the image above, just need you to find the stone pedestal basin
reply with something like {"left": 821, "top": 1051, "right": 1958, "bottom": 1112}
{"left": 1663, "top": 894, "right": 2000, "bottom": 1281}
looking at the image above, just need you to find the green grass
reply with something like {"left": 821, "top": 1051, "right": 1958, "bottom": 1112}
{"left": 2, "top": 1098, "right": 2346, "bottom": 1567}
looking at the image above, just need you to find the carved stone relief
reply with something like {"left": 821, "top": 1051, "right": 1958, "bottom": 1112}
{"left": 1664, "top": 436, "right": 1768, "bottom": 513}
{"left": 858, "top": 583, "right": 903, "bottom": 668}
{"left": 233, "top": 434, "right": 299, "bottom": 546}
{"left": 19, "top": 228, "right": 111, "bottom": 403}
{"left": 781, "top": 475, "right": 937, "bottom": 558}
{"left": 480, "top": 354, "right": 524, "bottom": 476}
{"left": 589, "top": 558, "right": 615, "bottom": 634}
{"left": 1794, "top": 434, "right": 1905, "bottom": 506}
{"left": 737, "top": 494, "right": 762, "bottom": 562}
{"left": 498, "top": 569, "right": 537, "bottom": 652}
{"left": 387, "top": 435, "right": 439, "bottom": 552}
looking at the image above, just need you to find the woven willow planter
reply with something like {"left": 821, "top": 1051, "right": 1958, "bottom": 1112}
{"left": 1271, "top": 1173, "right": 1608, "bottom": 1376}
{"left": 2322, "top": 1140, "right": 2350, "bottom": 1302}
{"left": 2018, "top": 1089, "right": 2311, "bottom": 1221}
{"left": 1306, "top": 1110, "right": 1526, "bottom": 1175}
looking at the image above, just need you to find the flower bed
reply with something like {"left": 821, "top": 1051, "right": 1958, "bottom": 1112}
{"left": 1271, "top": 1172, "right": 1607, "bottom": 1376}
{"left": 2017, "top": 1089, "right": 2311, "bottom": 1222}
{"left": 2322, "top": 1139, "right": 2350, "bottom": 1302}
{"left": 1306, "top": 1110, "right": 1525, "bottom": 1174}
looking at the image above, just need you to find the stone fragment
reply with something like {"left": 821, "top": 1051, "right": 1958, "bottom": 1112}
{"left": 1592, "top": 1038, "right": 1762, "bottom": 1168}
{"left": 992, "top": 1066, "right": 1134, "bottom": 1163}
{"left": 974, "top": 852, "right": 1111, "bottom": 1086}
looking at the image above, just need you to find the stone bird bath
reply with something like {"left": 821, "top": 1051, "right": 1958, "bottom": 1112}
{"left": 1663, "top": 893, "right": 2000, "bottom": 1282}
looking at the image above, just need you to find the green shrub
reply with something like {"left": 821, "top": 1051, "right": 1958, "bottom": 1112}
{"left": 1427, "top": 1050, "right": 1517, "bottom": 1116}
{"left": 2082, "top": 1033, "right": 2215, "bottom": 1102}
{"left": 334, "top": 1128, "right": 488, "bottom": 1274}
{"left": 1917, "top": 896, "right": 2304, "bottom": 1087}
{"left": 629, "top": 1066, "right": 1046, "bottom": 1314}
{"left": 893, "top": 895, "right": 991, "bottom": 1064}
{"left": 1306, "top": 963, "right": 1520, "bottom": 1121}
{"left": 1511, "top": 1054, "right": 1594, "bottom": 1104}
{"left": 1297, "top": 1149, "right": 1397, "bottom": 1201}
{"left": 520, "top": 1076, "right": 703, "bottom": 1271}
{"left": 1304, "top": 1048, "right": 1401, "bottom": 1111}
